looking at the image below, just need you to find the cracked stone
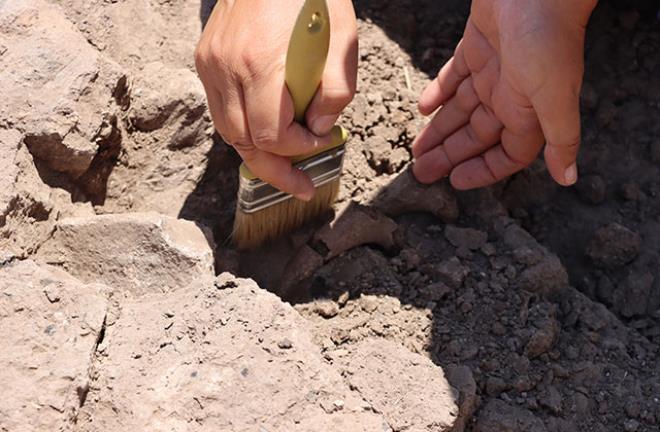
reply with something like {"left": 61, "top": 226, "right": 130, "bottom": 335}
{"left": 0, "top": 260, "right": 107, "bottom": 430}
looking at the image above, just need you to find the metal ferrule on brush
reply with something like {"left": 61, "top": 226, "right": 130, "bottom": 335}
{"left": 238, "top": 144, "right": 346, "bottom": 214}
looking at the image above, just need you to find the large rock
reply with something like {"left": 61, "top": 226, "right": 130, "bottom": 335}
{"left": 0, "top": 130, "right": 52, "bottom": 256}
{"left": 129, "top": 61, "right": 206, "bottom": 135}
{"left": 0, "top": 129, "right": 93, "bottom": 257}
{"left": 50, "top": 1, "right": 217, "bottom": 218}
{"left": 0, "top": 0, "right": 126, "bottom": 179}
{"left": 36, "top": 213, "right": 215, "bottom": 295}
{"left": 339, "top": 338, "right": 458, "bottom": 431}
{"left": 57, "top": 0, "right": 200, "bottom": 71}
{"left": 0, "top": 130, "right": 22, "bottom": 213}
{"left": 76, "top": 274, "right": 458, "bottom": 431}
{"left": 101, "top": 61, "right": 213, "bottom": 216}
{"left": 76, "top": 274, "right": 393, "bottom": 431}
{"left": 0, "top": 260, "right": 108, "bottom": 431}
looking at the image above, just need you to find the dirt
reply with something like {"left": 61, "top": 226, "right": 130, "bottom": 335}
{"left": 1, "top": 0, "right": 659, "bottom": 431}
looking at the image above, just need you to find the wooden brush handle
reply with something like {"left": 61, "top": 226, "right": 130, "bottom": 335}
{"left": 285, "top": 0, "right": 331, "bottom": 124}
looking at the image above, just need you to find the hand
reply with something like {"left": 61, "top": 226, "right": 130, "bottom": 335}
{"left": 412, "top": 0, "right": 598, "bottom": 189}
{"left": 195, "top": 0, "right": 358, "bottom": 200}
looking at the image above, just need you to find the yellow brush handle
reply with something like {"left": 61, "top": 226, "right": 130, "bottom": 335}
{"left": 286, "top": 0, "right": 330, "bottom": 123}
{"left": 240, "top": 0, "right": 347, "bottom": 181}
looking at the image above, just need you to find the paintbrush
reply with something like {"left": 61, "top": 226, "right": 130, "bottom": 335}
{"left": 233, "top": 0, "right": 347, "bottom": 249}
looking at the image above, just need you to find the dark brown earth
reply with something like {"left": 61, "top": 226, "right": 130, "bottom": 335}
{"left": 1, "top": 0, "right": 658, "bottom": 431}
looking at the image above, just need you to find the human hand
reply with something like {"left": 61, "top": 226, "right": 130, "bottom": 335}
{"left": 412, "top": 0, "right": 598, "bottom": 189}
{"left": 195, "top": 0, "right": 358, "bottom": 200}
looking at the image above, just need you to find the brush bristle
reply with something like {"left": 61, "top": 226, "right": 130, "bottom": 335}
{"left": 233, "top": 179, "right": 340, "bottom": 249}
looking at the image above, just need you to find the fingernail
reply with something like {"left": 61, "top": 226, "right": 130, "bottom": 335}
{"left": 564, "top": 163, "right": 578, "bottom": 185}
{"left": 310, "top": 115, "right": 336, "bottom": 136}
{"left": 294, "top": 190, "right": 314, "bottom": 202}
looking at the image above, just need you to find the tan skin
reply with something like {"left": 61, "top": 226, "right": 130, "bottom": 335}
{"left": 196, "top": 0, "right": 598, "bottom": 198}
{"left": 195, "top": 0, "right": 358, "bottom": 201}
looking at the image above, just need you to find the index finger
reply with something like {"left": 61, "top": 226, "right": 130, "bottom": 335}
{"left": 243, "top": 76, "right": 333, "bottom": 157}
{"left": 238, "top": 146, "right": 316, "bottom": 201}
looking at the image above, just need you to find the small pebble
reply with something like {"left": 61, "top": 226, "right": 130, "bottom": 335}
{"left": 623, "top": 419, "right": 640, "bottom": 432}
{"left": 277, "top": 339, "right": 293, "bottom": 349}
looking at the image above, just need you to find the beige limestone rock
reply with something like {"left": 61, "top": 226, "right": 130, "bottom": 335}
{"left": 36, "top": 212, "right": 215, "bottom": 295}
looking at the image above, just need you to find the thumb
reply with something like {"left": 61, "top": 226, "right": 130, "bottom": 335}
{"left": 305, "top": 3, "right": 358, "bottom": 136}
{"left": 532, "top": 76, "right": 583, "bottom": 186}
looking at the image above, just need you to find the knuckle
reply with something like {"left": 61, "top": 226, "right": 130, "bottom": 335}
{"left": 219, "top": 128, "right": 251, "bottom": 148}
{"left": 547, "top": 133, "right": 581, "bottom": 151}
{"left": 323, "top": 85, "right": 354, "bottom": 108}
{"left": 251, "top": 130, "right": 279, "bottom": 151}
{"left": 233, "top": 141, "right": 257, "bottom": 159}
{"left": 194, "top": 43, "right": 209, "bottom": 72}
{"left": 239, "top": 48, "right": 265, "bottom": 80}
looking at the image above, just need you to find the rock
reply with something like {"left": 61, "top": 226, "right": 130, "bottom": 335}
{"left": 339, "top": 338, "right": 458, "bottom": 431}
{"left": 279, "top": 244, "right": 325, "bottom": 298}
{"left": 539, "top": 386, "right": 563, "bottom": 414}
{"left": 500, "top": 220, "right": 538, "bottom": 249}
{"left": 512, "top": 246, "right": 544, "bottom": 266}
{"left": 365, "top": 135, "right": 394, "bottom": 173}
{"left": 313, "top": 300, "right": 340, "bottom": 319}
{"left": 475, "top": 400, "right": 547, "bottom": 432}
{"left": 0, "top": 128, "right": 92, "bottom": 257}
{"left": 423, "top": 257, "right": 468, "bottom": 290}
{"left": 445, "top": 225, "right": 488, "bottom": 250}
{"left": 364, "top": 167, "right": 459, "bottom": 223}
{"left": 517, "top": 254, "right": 569, "bottom": 295}
{"left": 36, "top": 212, "right": 215, "bottom": 295}
{"left": 44, "top": 4, "right": 215, "bottom": 218}
{"left": 0, "top": 0, "right": 125, "bottom": 179}
{"left": 370, "top": 123, "right": 400, "bottom": 143}
{"left": 444, "top": 365, "right": 477, "bottom": 432}
{"left": 314, "top": 202, "right": 399, "bottom": 260}
{"left": 623, "top": 419, "right": 640, "bottom": 432}
{"left": 0, "top": 260, "right": 107, "bottom": 431}
{"left": 389, "top": 147, "right": 411, "bottom": 173}
{"left": 76, "top": 273, "right": 399, "bottom": 431}
{"left": 0, "top": 130, "right": 53, "bottom": 256}
{"left": 129, "top": 61, "right": 206, "bottom": 138}
{"left": 526, "top": 317, "right": 560, "bottom": 358}
{"left": 486, "top": 376, "right": 509, "bottom": 396}
{"left": 614, "top": 272, "right": 654, "bottom": 318}
{"left": 399, "top": 248, "right": 422, "bottom": 271}
{"left": 576, "top": 174, "right": 607, "bottom": 205}
{"left": 0, "top": 130, "right": 22, "bottom": 213}
{"left": 585, "top": 223, "right": 641, "bottom": 268}
{"left": 418, "top": 281, "right": 453, "bottom": 302}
